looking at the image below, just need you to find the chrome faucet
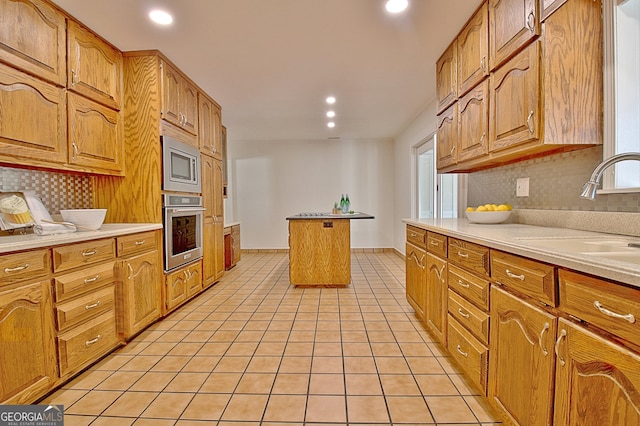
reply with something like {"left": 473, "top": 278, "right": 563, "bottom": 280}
{"left": 580, "top": 152, "right": 640, "bottom": 200}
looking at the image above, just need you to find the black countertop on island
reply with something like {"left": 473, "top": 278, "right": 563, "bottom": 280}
{"left": 286, "top": 212, "right": 374, "bottom": 220}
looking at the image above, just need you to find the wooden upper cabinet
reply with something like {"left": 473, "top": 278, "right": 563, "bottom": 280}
{"left": 489, "top": 41, "right": 540, "bottom": 153}
{"left": 458, "top": 79, "right": 489, "bottom": 164}
{"left": 0, "top": 0, "right": 66, "bottom": 86}
{"left": 540, "top": 0, "right": 567, "bottom": 21}
{"left": 436, "top": 41, "right": 457, "bottom": 113}
{"left": 67, "top": 21, "right": 122, "bottom": 110}
{"left": 198, "top": 92, "right": 222, "bottom": 159}
{"left": 0, "top": 63, "right": 67, "bottom": 165}
{"left": 161, "top": 60, "right": 198, "bottom": 136}
{"left": 436, "top": 102, "right": 458, "bottom": 169}
{"left": 68, "top": 92, "right": 124, "bottom": 174}
{"left": 489, "top": 0, "right": 539, "bottom": 71}
{"left": 457, "top": 1, "right": 489, "bottom": 97}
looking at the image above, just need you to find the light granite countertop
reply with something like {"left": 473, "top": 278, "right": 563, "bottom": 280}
{"left": 0, "top": 223, "right": 163, "bottom": 254}
{"left": 403, "top": 218, "right": 640, "bottom": 288}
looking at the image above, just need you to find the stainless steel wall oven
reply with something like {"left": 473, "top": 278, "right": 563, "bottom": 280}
{"left": 163, "top": 194, "right": 204, "bottom": 271}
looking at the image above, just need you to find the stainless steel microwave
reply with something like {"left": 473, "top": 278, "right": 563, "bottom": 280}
{"left": 162, "top": 136, "right": 201, "bottom": 194}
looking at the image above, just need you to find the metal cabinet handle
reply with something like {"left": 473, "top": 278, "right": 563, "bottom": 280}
{"left": 127, "top": 262, "right": 134, "bottom": 280}
{"left": 458, "top": 308, "right": 470, "bottom": 319}
{"left": 85, "top": 300, "right": 101, "bottom": 310}
{"left": 594, "top": 300, "right": 636, "bottom": 324}
{"left": 82, "top": 249, "right": 97, "bottom": 257}
{"left": 480, "top": 55, "right": 486, "bottom": 73}
{"left": 450, "top": 146, "right": 456, "bottom": 156}
{"left": 457, "top": 251, "right": 469, "bottom": 259}
{"left": 409, "top": 232, "right": 417, "bottom": 238}
{"left": 457, "top": 279, "right": 470, "bottom": 289}
{"left": 71, "top": 69, "right": 79, "bottom": 86}
{"left": 456, "top": 345, "right": 469, "bottom": 358}
{"left": 85, "top": 335, "right": 101, "bottom": 346}
{"left": 526, "top": 111, "right": 535, "bottom": 134}
{"left": 135, "top": 240, "right": 146, "bottom": 246}
{"left": 84, "top": 275, "right": 100, "bottom": 284}
{"left": 430, "top": 240, "right": 439, "bottom": 246}
{"left": 555, "top": 328, "right": 567, "bottom": 366}
{"left": 527, "top": 10, "right": 535, "bottom": 31}
{"left": 538, "top": 322, "right": 550, "bottom": 356}
{"left": 72, "top": 142, "right": 79, "bottom": 161}
{"left": 4, "top": 263, "right": 30, "bottom": 273}
{"left": 480, "top": 132, "right": 486, "bottom": 147}
{"left": 505, "top": 269, "right": 525, "bottom": 280}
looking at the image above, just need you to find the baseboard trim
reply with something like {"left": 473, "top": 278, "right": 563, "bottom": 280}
{"left": 241, "top": 248, "right": 398, "bottom": 254}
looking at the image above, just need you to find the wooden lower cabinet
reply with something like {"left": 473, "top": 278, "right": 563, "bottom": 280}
{"left": 165, "top": 261, "right": 202, "bottom": 314}
{"left": 489, "top": 285, "right": 557, "bottom": 426}
{"left": 425, "top": 252, "right": 447, "bottom": 343}
{"left": 0, "top": 280, "right": 57, "bottom": 404}
{"left": 554, "top": 318, "right": 640, "bottom": 425}
{"left": 448, "top": 315, "right": 489, "bottom": 394}
{"left": 405, "top": 242, "right": 426, "bottom": 320}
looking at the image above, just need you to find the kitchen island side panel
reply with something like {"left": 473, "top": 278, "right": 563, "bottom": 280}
{"left": 288, "top": 219, "right": 350, "bottom": 286}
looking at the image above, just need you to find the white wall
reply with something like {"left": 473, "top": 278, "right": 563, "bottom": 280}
{"left": 392, "top": 99, "right": 438, "bottom": 255}
{"left": 227, "top": 138, "right": 395, "bottom": 249}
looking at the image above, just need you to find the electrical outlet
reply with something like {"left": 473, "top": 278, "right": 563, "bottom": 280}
{"left": 516, "top": 177, "right": 529, "bottom": 197}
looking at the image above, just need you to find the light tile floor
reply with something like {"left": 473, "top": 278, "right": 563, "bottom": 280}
{"left": 43, "top": 252, "right": 502, "bottom": 425}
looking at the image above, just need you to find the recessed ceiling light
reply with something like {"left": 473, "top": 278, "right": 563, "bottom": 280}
{"left": 149, "top": 9, "right": 173, "bottom": 25}
{"left": 385, "top": 0, "right": 408, "bottom": 13}
{"left": 327, "top": 122, "right": 336, "bottom": 128}
{"left": 326, "top": 111, "right": 336, "bottom": 118}
{"left": 326, "top": 96, "right": 336, "bottom": 104}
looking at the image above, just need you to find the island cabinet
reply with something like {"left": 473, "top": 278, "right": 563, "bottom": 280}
{"left": 405, "top": 225, "right": 427, "bottom": 320}
{"left": 115, "top": 231, "right": 163, "bottom": 340}
{"left": 0, "top": 249, "right": 56, "bottom": 405}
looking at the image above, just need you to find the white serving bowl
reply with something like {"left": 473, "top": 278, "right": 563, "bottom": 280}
{"left": 465, "top": 210, "right": 512, "bottom": 224}
{"left": 60, "top": 209, "right": 107, "bottom": 231}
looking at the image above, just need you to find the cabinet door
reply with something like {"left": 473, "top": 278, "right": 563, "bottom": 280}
{"left": 0, "top": 280, "right": 57, "bottom": 404}
{"left": 489, "top": 286, "right": 556, "bottom": 426}
{"left": 117, "top": 250, "right": 162, "bottom": 339}
{"left": 68, "top": 92, "right": 124, "bottom": 175}
{"left": 0, "top": 0, "right": 66, "bottom": 85}
{"left": 540, "top": 0, "right": 567, "bottom": 22}
{"left": 165, "top": 266, "right": 188, "bottom": 313}
{"left": 198, "top": 93, "right": 222, "bottom": 158}
{"left": 186, "top": 262, "right": 202, "bottom": 297}
{"left": 458, "top": 80, "right": 489, "bottom": 163}
{"left": 457, "top": 1, "right": 489, "bottom": 96}
{"left": 67, "top": 21, "right": 122, "bottom": 110}
{"left": 426, "top": 252, "right": 447, "bottom": 344}
{"left": 436, "top": 102, "right": 458, "bottom": 169}
{"left": 181, "top": 80, "right": 199, "bottom": 136}
{"left": 0, "top": 63, "right": 67, "bottom": 165}
{"left": 489, "top": 42, "right": 540, "bottom": 153}
{"left": 489, "top": 0, "right": 539, "bottom": 70}
{"left": 161, "top": 61, "right": 183, "bottom": 128}
{"left": 406, "top": 242, "right": 427, "bottom": 320}
{"left": 436, "top": 41, "right": 457, "bottom": 113}
{"left": 554, "top": 319, "right": 640, "bottom": 426}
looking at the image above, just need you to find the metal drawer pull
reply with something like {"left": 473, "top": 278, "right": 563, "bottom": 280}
{"left": 458, "top": 308, "right": 470, "bottom": 319}
{"left": 456, "top": 345, "right": 468, "bottom": 358}
{"left": 430, "top": 241, "right": 439, "bottom": 246}
{"left": 457, "top": 280, "right": 470, "bottom": 289}
{"left": 538, "top": 322, "right": 550, "bottom": 356}
{"left": 594, "top": 301, "right": 636, "bottom": 324}
{"left": 85, "top": 301, "right": 101, "bottom": 310}
{"left": 457, "top": 252, "right": 469, "bottom": 259}
{"left": 135, "top": 240, "right": 146, "bottom": 246}
{"left": 555, "top": 329, "right": 567, "bottom": 366}
{"left": 84, "top": 275, "right": 100, "bottom": 284}
{"left": 527, "top": 10, "right": 535, "bottom": 32}
{"left": 505, "top": 269, "right": 525, "bottom": 280}
{"left": 526, "top": 111, "right": 535, "bottom": 134}
{"left": 85, "top": 335, "right": 102, "bottom": 346}
{"left": 4, "top": 263, "right": 30, "bottom": 273}
{"left": 82, "top": 249, "right": 97, "bottom": 257}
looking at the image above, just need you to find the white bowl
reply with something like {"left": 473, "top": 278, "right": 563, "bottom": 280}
{"left": 60, "top": 209, "right": 107, "bottom": 231}
{"left": 465, "top": 210, "right": 512, "bottom": 224}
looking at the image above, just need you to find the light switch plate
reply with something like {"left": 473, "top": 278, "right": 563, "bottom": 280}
{"left": 516, "top": 177, "right": 529, "bottom": 197}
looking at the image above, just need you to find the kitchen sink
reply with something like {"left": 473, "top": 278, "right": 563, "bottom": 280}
{"left": 515, "top": 236, "right": 640, "bottom": 266}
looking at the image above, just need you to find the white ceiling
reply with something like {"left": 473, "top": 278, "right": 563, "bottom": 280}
{"left": 52, "top": 0, "right": 482, "bottom": 141}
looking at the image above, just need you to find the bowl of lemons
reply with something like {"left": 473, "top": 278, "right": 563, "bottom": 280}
{"left": 465, "top": 203, "right": 513, "bottom": 224}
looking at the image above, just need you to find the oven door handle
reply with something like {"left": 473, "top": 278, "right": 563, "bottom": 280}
{"left": 168, "top": 207, "right": 206, "bottom": 213}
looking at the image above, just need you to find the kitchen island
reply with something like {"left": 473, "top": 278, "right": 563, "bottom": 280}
{"left": 286, "top": 212, "right": 374, "bottom": 287}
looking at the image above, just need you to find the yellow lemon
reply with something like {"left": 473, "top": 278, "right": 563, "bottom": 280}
{"left": 484, "top": 204, "right": 494, "bottom": 211}
{"left": 505, "top": 204, "right": 513, "bottom": 211}
{"left": 476, "top": 205, "right": 488, "bottom": 212}
{"left": 496, "top": 204, "right": 510, "bottom": 211}
{"left": 466, "top": 207, "right": 475, "bottom": 212}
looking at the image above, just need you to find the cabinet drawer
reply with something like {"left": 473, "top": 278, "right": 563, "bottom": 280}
{"left": 491, "top": 250, "right": 556, "bottom": 306}
{"left": 448, "top": 289, "right": 490, "bottom": 345}
{"left": 448, "top": 238, "right": 489, "bottom": 277}
{"left": 447, "top": 315, "right": 489, "bottom": 395}
{"left": 57, "top": 311, "right": 119, "bottom": 376}
{"left": 559, "top": 269, "right": 640, "bottom": 348}
{"left": 56, "top": 285, "right": 115, "bottom": 332}
{"left": 53, "top": 261, "right": 115, "bottom": 302}
{"left": 117, "top": 231, "right": 159, "bottom": 257}
{"left": 406, "top": 225, "right": 426, "bottom": 249}
{"left": 448, "top": 263, "right": 490, "bottom": 311}
{"left": 0, "top": 249, "right": 50, "bottom": 286}
{"left": 427, "top": 232, "right": 447, "bottom": 258}
{"left": 52, "top": 239, "right": 116, "bottom": 273}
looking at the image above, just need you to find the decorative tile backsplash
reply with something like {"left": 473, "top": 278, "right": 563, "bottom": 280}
{"left": 0, "top": 166, "right": 93, "bottom": 214}
{"left": 467, "top": 146, "right": 640, "bottom": 212}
